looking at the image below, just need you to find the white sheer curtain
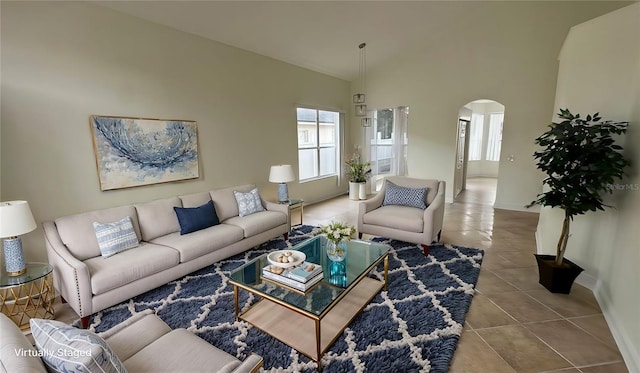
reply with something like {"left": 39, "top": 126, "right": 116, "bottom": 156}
{"left": 392, "top": 106, "right": 408, "bottom": 177}
{"left": 486, "top": 113, "right": 503, "bottom": 161}
{"left": 366, "top": 106, "right": 408, "bottom": 192}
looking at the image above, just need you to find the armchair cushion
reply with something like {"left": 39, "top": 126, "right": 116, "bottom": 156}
{"left": 383, "top": 181, "right": 428, "bottom": 209}
{"left": 363, "top": 205, "right": 425, "bottom": 233}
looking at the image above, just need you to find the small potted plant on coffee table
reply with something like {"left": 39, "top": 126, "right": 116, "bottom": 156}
{"left": 527, "top": 109, "right": 630, "bottom": 293}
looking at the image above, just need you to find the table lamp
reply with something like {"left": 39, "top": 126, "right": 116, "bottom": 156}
{"left": 269, "top": 165, "right": 295, "bottom": 203}
{"left": 0, "top": 201, "right": 37, "bottom": 276}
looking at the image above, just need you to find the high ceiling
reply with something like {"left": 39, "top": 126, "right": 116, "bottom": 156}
{"left": 98, "top": 1, "right": 632, "bottom": 81}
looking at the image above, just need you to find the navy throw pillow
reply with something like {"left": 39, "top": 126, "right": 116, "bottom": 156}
{"left": 382, "top": 181, "right": 428, "bottom": 209}
{"left": 174, "top": 200, "right": 220, "bottom": 235}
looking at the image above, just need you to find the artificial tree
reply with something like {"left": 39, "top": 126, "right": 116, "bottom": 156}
{"left": 528, "top": 109, "right": 630, "bottom": 267}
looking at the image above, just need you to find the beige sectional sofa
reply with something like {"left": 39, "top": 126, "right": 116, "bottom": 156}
{"left": 0, "top": 310, "right": 263, "bottom": 373}
{"left": 43, "top": 184, "right": 289, "bottom": 328}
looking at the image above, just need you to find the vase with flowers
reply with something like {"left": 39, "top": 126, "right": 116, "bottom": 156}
{"left": 319, "top": 221, "right": 356, "bottom": 262}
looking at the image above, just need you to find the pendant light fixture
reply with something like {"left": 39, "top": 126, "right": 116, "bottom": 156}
{"left": 354, "top": 43, "right": 367, "bottom": 118}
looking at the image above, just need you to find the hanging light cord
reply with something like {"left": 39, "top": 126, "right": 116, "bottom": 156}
{"left": 359, "top": 42, "right": 367, "bottom": 96}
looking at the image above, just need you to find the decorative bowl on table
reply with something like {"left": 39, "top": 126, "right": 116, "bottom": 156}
{"left": 267, "top": 250, "right": 306, "bottom": 268}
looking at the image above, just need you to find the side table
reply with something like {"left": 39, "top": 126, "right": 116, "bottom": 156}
{"left": 280, "top": 199, "right": 304, "bottom": 229}
{"left": 0, "top": 262, "right": 55, "bottom": 330}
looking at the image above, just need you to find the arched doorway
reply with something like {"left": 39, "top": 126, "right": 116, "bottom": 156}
{"left": 454, "top": 99, "right": 505, "bottom": 205}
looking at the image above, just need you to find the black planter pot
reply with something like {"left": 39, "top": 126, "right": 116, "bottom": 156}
{"left": 534, "top": 254, "right": 584, "bottom": 294}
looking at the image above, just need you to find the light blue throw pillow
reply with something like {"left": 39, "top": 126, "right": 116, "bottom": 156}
{"left": 93, "top": 216, "right": 139, "bottom": 258}
{"left": 233, "top": 188, "right": 265, "bottom": 217}
{"left": 30, "top": 318, "right": 127, "bottom": 373}
{"left": 382, "top": 181, "right": 428, "bottom": 209}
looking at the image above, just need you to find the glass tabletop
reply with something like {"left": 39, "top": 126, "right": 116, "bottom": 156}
{"left": 230, "top": 235, "right": 389, "bottom": 317}
{"left": 0, "top": 262, "right": 53, "bottom": 287}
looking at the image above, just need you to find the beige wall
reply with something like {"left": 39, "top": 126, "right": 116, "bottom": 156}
{"left": 0, "top": 2, "right": 350, "bottom": 263}
{"left": 350, "top": 1, "right": 630, "bottom": 209}
{"left": 536, "top": 3, "right": 640, "bottom": 370}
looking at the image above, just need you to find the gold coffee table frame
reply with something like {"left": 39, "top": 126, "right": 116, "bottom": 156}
{"left": 0, "top": 262, "right": 55, "bottom": 330}
{"left": 230, "top": 237, "right": 389, "bottom": 367}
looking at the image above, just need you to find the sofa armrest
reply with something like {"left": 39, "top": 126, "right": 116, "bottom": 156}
{"left": 100, "top": 310, "right": 171, "bottom": 362}
{"left": 357, "top": 192, "right": 384, "bottom": 233}
{"left": 264, "top": 200, "right": 288, "bottom": 215}
{"left": 232, "top": 353, "right": 263, "bottom": 373}
{"left": 99, "top": 309, "right": 155, "bottom": 339}
{"left": 422, "top": 181, "right": 446, "bottom": 243}
{"left": 0, "top": 313, "right": 47, "bottom": 373}
{"left": 43, "top": 221, "right": 92, "bottom": 318}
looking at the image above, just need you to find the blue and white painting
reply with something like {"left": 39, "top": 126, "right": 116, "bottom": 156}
{"left": 91, "top": 116, "right": 199, "bottom": 190}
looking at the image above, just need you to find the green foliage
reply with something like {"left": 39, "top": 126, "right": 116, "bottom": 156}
{"left": 528, "top": 109, "right": 629, "bottom": 216}
{"left": 527, "top": 109, "right": 630, "bottom": 264}
{"left": 345, "top": 151, "right": 372, "bottom": 183}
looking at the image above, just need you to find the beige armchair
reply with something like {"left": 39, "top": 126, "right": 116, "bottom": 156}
{"left": 358, "top": 177, "right": 445, "bottom": 256}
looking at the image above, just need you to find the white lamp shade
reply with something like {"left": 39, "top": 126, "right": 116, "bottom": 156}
{"left": 269, "top": 165, "right": 295, "bottom": 183}
{"left": 0, "top": 201, "right": 37, "bottom": 238}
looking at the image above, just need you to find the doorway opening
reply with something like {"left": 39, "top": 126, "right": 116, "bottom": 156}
{"left": 454, "top": 99, "right": 505, "bottom": 205}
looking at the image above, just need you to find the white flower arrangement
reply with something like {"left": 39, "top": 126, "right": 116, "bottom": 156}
{"left": 319, "top": 221, "right": 356, "bottom": 245}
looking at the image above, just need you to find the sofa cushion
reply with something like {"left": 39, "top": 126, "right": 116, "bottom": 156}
{"left": 363, "top": 205, "right": 425, "bottom": 233}
{"left": 0, "top": 313, "right": 47, "bottom": 373}
{"left": 85, "top": 243, "right": 179, "bottom": 295}
{"left": 179, "top": 191, "right": 212, "bottom": 208}
{"left": 122, "top": 329, "right": 240, "bottom": 373}
{"left": 30, "top": 318, "right": 127, "bottom": 373}
{"left": 174, "top": 200, "right": 220, "bottom": 235}
{"left": 134, "top": 197, "right": 182, "bottom": 241}
{"left": 94, "top": 216, "right": 140, "bottom": 258}
{"left": 210, "top": 184, "right": 257, "bottom": 221}
{"left": 233, "top": 188, "right": 265, "bottom": 217}
{"left": 55, "top": 206, "right": 141, "bottom": 261}
{"left": 224, "top": 210, "right": 287, "bottom": 238}
{"left": 383, "top": 181, "right": 428, "bottom": 209}
{"left": 150, "top": 224, "right": 244, "bottom": 263}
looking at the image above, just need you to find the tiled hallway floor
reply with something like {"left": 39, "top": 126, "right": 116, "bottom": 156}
{"left": 303, "top": 177, "right": 628, "bottom": 373}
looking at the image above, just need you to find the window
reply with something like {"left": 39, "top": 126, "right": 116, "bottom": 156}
{"left": 297, "top": 107, "right": 340, "bottom": 181}
{"left": 486, "top": 113, "right": 503, "bottom": 161}
{"left": 367, "top": 106, "right": 409, "bottom": 192}
{"left": 468, "top": 113, "right": 484, "bottom": 161}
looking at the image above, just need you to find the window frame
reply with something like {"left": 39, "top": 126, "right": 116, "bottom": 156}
{"left": 296, "top": 106, "right": 343, "bottom": 183}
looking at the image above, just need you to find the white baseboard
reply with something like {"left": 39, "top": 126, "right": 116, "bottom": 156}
{"left": 535, "top": 232, "right": 638, "bottom": 372}
{"left": 592, "top": 283, "right": 640, "bottom": 373}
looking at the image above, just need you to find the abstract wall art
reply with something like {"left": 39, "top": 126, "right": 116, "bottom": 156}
{"left": 90, "top": 115, "right": 199, "bottom": 190}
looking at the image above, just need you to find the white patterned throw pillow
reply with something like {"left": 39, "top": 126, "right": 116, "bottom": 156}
{"left": 234, "top": 188, "right": 265, "bottom": 217}
{"left": 382, "top": 181, "right": 429, "bottom": 209}
{"left": 30, "top": 318, "right": 127, "bottom": 373}
{"left": 93, "top": 216, "right": 139, "bottom": 258}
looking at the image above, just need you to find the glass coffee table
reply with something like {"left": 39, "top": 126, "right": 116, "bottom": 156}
{"left": 229, "top": 235, "right": 389, "bottom": 365}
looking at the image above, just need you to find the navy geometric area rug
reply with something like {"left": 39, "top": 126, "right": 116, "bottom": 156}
{"left": 82, "top": 225, "right": 484, "bottom": 372}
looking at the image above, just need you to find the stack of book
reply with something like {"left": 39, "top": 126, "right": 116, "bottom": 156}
{"left": 261, "top": 261, "right": 323, "bottom": 293}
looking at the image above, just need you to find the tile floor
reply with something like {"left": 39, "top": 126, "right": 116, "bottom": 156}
{"left": 51, "top": 177, "right": 628, "bottom": 372}
{"left": 303, "top": 177, "right": 628, "bottom": 373}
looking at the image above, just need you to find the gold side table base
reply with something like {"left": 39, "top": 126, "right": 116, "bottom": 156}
{"left": 0, "top": 272, "right": 55, "bottom": 330}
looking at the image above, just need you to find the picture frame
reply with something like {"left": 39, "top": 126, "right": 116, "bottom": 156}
{"left": 90, "top": 115, "right": 199, "bottom": 191}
